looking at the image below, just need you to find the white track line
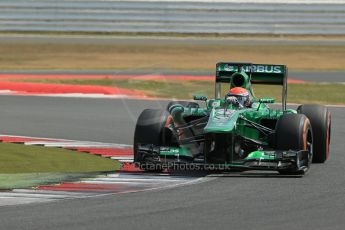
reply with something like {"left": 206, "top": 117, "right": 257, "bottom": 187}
{"left": 24, "top": 141, "right": 73, "bottom": 146}
{"left": 80, "top": 177, "right": 189, "bottom": 183}
{"left": 2, "top": 135, "right": 134, "bottom": 161}
{"left": 12, "top": 189, "right": 93, "bottom": 197}
{"left": 0, "top": 173, "right": 205, "bottom": 207}
{"left": 0, "top": 135, "right": 208, "bottom": 207}
{"left": 41, "top": 142, "right": 126, "bottom": 148}
{"left": 0, "top": 189, "right": 94, "bottom": 206}
{"left": 0, "top": 134, "right": 132, "bottom": 148}
{"left": 118, "top": 160, "right": 134, "bottom": 163}
{"left": 111, "top": 156, "right": 134, "bottom": 160}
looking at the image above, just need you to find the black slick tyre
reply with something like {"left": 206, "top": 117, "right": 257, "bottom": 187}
{"left": 133, "top": 109, "right": 168, "bottom": 163}
{"left": 297, "top": 104, "right": 331, "bottom": 163}
{"left": 275, "top": 114, "right": 313, "bottom": 175}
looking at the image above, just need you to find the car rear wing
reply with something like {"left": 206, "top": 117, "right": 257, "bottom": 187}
{"left": 215, "top": 62, "right": 288, "bottom": 110}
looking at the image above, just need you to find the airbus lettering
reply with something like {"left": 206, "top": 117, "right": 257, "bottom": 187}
{"left": 222, "top": 64, "right": 282, "bottom": 74}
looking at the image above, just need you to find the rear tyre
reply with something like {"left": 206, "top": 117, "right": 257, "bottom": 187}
{"left": 133, "top": 109, "right": 169, "bottom": 171}
{"left": 275, "top": 114, "right": 313, "bottom": 175}
{"left": 297, "top": 104, "right": 331, "bottom": 163}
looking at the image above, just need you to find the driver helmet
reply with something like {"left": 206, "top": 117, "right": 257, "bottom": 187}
{"left": 227, "top": 87, "right": 250, "bottom": 107}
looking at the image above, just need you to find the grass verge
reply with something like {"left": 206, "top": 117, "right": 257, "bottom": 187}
{"left": 0, "top": 173, "right": 101, "bottom": 190}
{"left": 0, "top": 143, "right": 121, "bottom": 189}
{"left": 13, "top": 78, "right": 345, "bottom": 105}
{"left": 0, "top": 142, "right": 120, "bottom": 173}
{"left": 0, "top": 42, "right": 344, "bottom": 71}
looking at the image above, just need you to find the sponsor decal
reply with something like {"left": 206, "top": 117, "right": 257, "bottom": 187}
{"left": 220, "top": 64, "right": 283, "bottom": 74}
{"left": 160, "top": 147, "right": 179, "bottom": 154}
{"left": 213, "top": 109, "right": 236, "bottom": 125}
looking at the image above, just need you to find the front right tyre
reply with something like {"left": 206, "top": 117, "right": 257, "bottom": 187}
{"left": 133, "top": 109, "right": 168, "bottom": 162}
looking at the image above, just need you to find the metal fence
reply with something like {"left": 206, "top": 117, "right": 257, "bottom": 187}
{"left": 0, "top": 0, "right": 344, "bottom": 34}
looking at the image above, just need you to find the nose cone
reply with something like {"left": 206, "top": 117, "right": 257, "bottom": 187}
{"left": 204, "top": 109, "right": 241, "bottom": 133}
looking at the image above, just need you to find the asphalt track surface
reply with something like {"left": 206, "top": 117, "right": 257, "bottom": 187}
{"left": 0, "top": 95, "right": 344, "bottom": 230}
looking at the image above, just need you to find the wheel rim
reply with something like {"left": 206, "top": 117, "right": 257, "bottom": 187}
{"left": 303, "top": 118, "right": 313, "bottom": 166}
{"left": 306, "top": 128, "right": 313, "bottom": 165}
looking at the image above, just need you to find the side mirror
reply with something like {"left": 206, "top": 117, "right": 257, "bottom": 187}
{"left": 193, "top": 95, "right": 208, "bottom": 101}
{"left": 259, "top": 98, "right": 275, "bottom": 104}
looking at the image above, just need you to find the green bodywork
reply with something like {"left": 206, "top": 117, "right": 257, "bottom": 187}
{"left": 136, "top": 63, "right": 310, "bottom": 173}
{"left": 170, "top": 98, "right": 286, "bottom": 145}
{"left": 166, "top": 102, "right": 288, "bottom": 162}
{"left": 159, "top": 146, "right": 278, "bottom": 164}
{"left": 165, "top": 63, "right": 293, "bottom": 164}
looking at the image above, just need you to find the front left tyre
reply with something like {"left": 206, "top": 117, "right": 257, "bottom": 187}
{"left": 275, "top": 113, "right": 313, "bottom": 175}
{"left": 297, "top": 104, "right": 331, "bottom": 163}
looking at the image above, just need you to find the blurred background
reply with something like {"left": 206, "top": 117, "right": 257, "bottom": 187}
{"left": 1, "top": 1, "right": 345, "bottom": 227}
{"left": 0, "top": 0, "right": 344, "bottom": 103}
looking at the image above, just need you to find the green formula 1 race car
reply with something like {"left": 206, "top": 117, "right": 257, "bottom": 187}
{"left": 134, "top": 62, "right": 331, "bottom": 175}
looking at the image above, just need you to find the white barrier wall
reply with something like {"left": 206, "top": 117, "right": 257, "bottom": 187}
{"left": 0, "top": 0, "right": 344, "bottom": 34}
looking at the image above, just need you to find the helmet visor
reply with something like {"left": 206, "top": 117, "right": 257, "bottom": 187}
{"left": 235, "top": 95, "right": 249, "bottom": 106}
